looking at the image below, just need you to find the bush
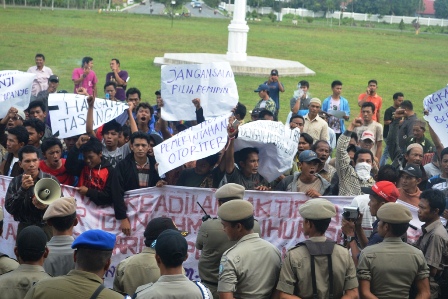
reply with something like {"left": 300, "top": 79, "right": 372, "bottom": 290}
{"left": 305, "top": 16, "right": 314, "bottom": 23}
{"left": 268, "top": 12, "right": 276, "bottom": 22}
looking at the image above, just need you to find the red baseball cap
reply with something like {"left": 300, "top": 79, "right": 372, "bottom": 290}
{"left": 361, "top": 181, "right": 399, "bottom": 202}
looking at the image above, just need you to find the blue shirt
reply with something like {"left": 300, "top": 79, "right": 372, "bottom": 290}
{"left": 264, "top": 80, "right": 284, "bottom": 110}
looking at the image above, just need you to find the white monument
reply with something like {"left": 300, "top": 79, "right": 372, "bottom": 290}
{"left": 154, "top": 1, "right": 315, "bottom": 76}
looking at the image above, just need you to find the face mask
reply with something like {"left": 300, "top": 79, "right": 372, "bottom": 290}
{"left": 355, "top": 162, "right": 372, "bottom": 181}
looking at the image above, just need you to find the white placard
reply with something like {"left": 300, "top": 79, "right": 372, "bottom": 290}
{"left": 235, "top": 121, "right": 300, "bottom": 182}
{"left": 48, "top": 93, "right": 128, "bottom": 138}
{"left": 0, "top": 70, "right": 35, "bottom": 118}
{"left": 423, "top": 86, "right": 448, "bottom": 147}
{"left": 328, "top": 110, "right": 346, "bottom": 119}
{"left": 161, "top": 62, "right": 238, "bottom": 121}
{"left": 154, "top": 115, "right": 229, "bottom": 176}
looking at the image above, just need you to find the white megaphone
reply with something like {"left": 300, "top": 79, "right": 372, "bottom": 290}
{"left": 34, "top": 178, "right": 62, "bottom": 205}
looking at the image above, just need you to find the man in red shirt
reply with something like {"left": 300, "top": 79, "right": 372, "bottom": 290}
{"left": 358, "top": 79, "right": 382, "bottom": 122}
{"left": 39, "top": 137, "right": 74, "bottom": 186}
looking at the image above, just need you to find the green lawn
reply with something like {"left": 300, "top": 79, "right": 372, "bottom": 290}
{"left": 1, "top": 8, "right": 447, "bottom": 123}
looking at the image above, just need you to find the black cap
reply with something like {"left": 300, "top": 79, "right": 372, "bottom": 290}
{"left": 17, "top": 226, "right": 47, "bottom": 259}
{"left": 400, "top": 163, "right": 422, "bottom": 178}
{"left": 271, "top": 69, "right": 278, "bottom": 76}
{"left": 144, "top": 217, "right": 188, "bottom": 247}
{"left": 155, "top": 229, "right": 188, "bottom": 262}
{"left": 49, "top": 75, "right": 59, "bottom": 82}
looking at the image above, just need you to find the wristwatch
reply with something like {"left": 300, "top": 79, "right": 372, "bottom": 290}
{"left": 346, "top": 236, "right": 356, "bottom": 243}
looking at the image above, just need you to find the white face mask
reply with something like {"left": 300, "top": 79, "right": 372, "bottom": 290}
{"left": 355, "top": 162, "right": 372, "bottom": 181}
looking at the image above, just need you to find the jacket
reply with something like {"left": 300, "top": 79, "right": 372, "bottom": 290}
{"left": 275, "top": 171, "right": 331, "bottom": 195}
{"left": 116, "top": 153, "right": 160, "bottom": 193}
{"left": 0, "top": 153, "right": 22, "bottom": 177}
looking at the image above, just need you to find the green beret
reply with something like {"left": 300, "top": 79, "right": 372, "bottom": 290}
{"left": 215, "top": 183, "right": 245, "bottom": 201}
{"left": 218, "top": 200, "right": 253, "bottom": 222}
{"left": 299, "top": 198, "right": 336, "bottom": 220}
{"left": 377, "top": 203, "right": 412, "bottom": 224}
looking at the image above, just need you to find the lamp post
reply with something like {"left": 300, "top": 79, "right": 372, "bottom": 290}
{"left": 171, "top": 0, "right": 176, "bottom": 28}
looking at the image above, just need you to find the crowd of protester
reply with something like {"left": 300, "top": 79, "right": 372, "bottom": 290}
{"left": 0, "top": 54, "right": 447, "bottom": 299}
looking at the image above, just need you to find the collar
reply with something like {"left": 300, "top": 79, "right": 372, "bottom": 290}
{"left": 16, "top": 264, "right": 46, "bottom": 272}
{"left": 158, "top": 274, "right": 189, "bottom": 282}
{"left": 142, "top": 247, "right": 156, "bottom": 254}
{"left": 422, "top": 219, "right": 443, "bottom": 233}
{"left": 236, "top": 233, "right": 259, "bottom": 244}
{"left": 48, "top": 235, "right": 75, "bottom": 245}
{"left": 308, "top": 236, "right": 327, "bottom": 242}
{"left": 67, "top": 269, "right": 103, "bottom": 283}
{"left": 135, "top": 156, "right": 149, "bottom": 166}
{"left": 400, "top": 187, "right": 421, "bottom": 197}
{"left": 305, "top": 114, "right": 320, "bottom": 122}
{"left": 382, "top": 237, "right": 403, "bottom": 242}
{"left": 319, "top": 163, "right": 330, "bottom": 173}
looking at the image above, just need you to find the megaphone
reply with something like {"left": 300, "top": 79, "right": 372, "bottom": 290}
{"left": 34, "top": 178, "right": 62, "bottom": 205}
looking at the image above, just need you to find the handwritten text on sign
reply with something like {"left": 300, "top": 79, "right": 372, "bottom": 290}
{"left": 236, "top": 121, "right": 300, "bottom": 182}
{"left": 154, "top": 115, "right": 229, "bottom": 176}
{"left": 423, "top": 86, "right": 448, "bottom": 147}
{"left": 48, "top": 93, "right": 128, "bottom": 138}
{"left": 0, "top": 70, "right": 35, "bottom": 118}
{"left": 161, "top": 62, "right": 238, "bottom": 121}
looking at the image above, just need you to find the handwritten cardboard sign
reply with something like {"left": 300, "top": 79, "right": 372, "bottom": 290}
{"left": 48, "top": 93, "right": 128, "bottom": 138}
{"left": 0, "top": 70, "right": 35, "bottom": 118}
{"left": 161, "top": 62, "right": 238, "bottom": 121}
{"left": 235, "top": 121, "right": 300, "bottom": 182}
{"left": 154, "top": 115, "right": 229, "bottom": 176}
{"left": 423, "top": 86, "right": 448, "bottom": 147}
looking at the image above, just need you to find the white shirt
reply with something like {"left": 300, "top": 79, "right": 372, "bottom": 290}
{"left": 27, "top": 65, "right": 53, "bottom": 96}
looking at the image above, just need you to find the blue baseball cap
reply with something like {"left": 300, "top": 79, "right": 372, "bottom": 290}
{"left": 72, "top": 229, "right": 116, "bottom": 251}
{"left": 254, "top": 84, "right": 269, "bottom": 92}
{"left": 299, "top": 150, "right": 321, "bottom": 163}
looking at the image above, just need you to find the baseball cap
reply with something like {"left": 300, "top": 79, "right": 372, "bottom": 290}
{"left": 144, "top": 217, "right": 182, "bottom": 246}
{"left": 17, "top": 226, "right": 47, "bottom": 259}
{"left": 361, "top": 130, "right": 375, "bottom": 142}
{"left": 361, "top": 181, "right": 400, "bottom": 202}
{"left": 251, "top": 108, "right": 263, "bottom": 116}
{"left": 49, "top": 75, "right": 59, "bottom": 82}
{"left": 400, "top": 163, "right": 422, "bottom": 178}
{"left": 72, "top": 229, "right": 116, "bottom": 251}
{"left": 254, "top": 84, "right": 269, "bottom": 92}
{"left": 155, "top": 229, "right": 188, "bottom": 263}
{"left": 270, "top": 69, "right": 278, "bottom": 76}
{"left": 299, "top": 150, "right": 321, "bottom": 163}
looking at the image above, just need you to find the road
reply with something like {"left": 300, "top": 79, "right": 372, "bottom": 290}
{"left": 126, "top": 1, "right": 227, "bottom": 19}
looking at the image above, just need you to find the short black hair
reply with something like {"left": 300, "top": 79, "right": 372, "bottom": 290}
{"left": 368, "top": 79, "right": 377, "bottom": 85}
{"left": 76, "top": 248, "right": 112, "bottom": 272}
{"left": 7, "top": 126, "right": 29, "bottom": 145}
{"left": 24, "top": 118, "right": 46, "bottom": 134}
{"left": 377, "top": 165, "right": 399, "bottom": 184}
{"left": 354, "top": 148, "right": 374, "bottom": 164}
{"left": 201, "top": 152, "right": 220, "bottom": 167}
{"left": 307, "top": 218, "right": 331, "bottom": 234}
{"left": 258, "top": 109, "right": 275, "bottom": 120}
{"left": 236, "top": 147, "right": 259, "bottom": 165}
{"left": 298, "top": 80, "right": 309, "bottom": 88}
{"left": 41, "top": 137, "right": 63, "bottom": 154}
{"left": 300, "top": 132, "right": 313, "bottom": 145}
{"left": 230, "top": 216, "right": 255, "bottom": 231}
{"left": 420, "top": 189, "right": 446, "bottom": 216}
{"left": 393, "top": 92, "right": 404, "bottom": 100}
{"left": 290, "top": 115, "right": 304, "bottom": 124}
{"left": 400, "top": 100, "right": 413, "bottom": 111}
{"left": 331, "top": 80, "right": 342, "bottom": 88}
{"left": 102, "top": 120, "right": 122, "bottom": 135}
{"left": 35, "top": 53, "right": 45, "bottom": 60}
{"left": 136, "top": 102, "right": 154, "bottom": 115}
{"left": 80, "top": 137, "right": 103, "bottom": 155}
{"left": 48, "top": 213, "right": 77, "bottom": 231}
{"left": 28, "top": 100, "right": 46, "bottom": 113}
{"left": 361, "top": 102, "right": 376, "bottom": 113}
{"left": 386, "top": 222, "right": 409, "bottom": 237}
{"left": 104, "top": 81, "right": 117, "bottom": 91}
{"left": 350, "top": 132, "right": 359, "bottom": 143}
{"left": 18, "top": 145, "right": 40, "bottom": 161}
{"left": 111, "top": 58, "right": 120, "bottom": 65}
{"left": 440, "top": 147, "right": 448, "bottom": 161}
{"left": 235, "top": 102, "right": 247, "bottom": 119}
{"left": 122, "top": 125, "right": 131, "bottom": 139}
{"left": 130, "top": 131, "right": 150, "bottom": 144}
{"left": 126, "top": 87, "right": 141, "bottom": 99}
{"left": 81, "top": 57, "right": 93, "bottom": 67}
{"left": 311, "top": 140, "right": 331, "bottom": 152}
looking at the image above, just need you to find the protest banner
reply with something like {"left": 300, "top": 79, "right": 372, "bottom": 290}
{"left": 423, "top": 86, "right": 448, "bottom": 146}
{"left": 161, "top": 62, "right": 238, "bottom": 121}
{"left": 48, "top": 93, "right": 128, "bottom": 138}
{"left": 154, "top": 115, "right": 229, "bottom": 176}
{"left": 235, "top": 120, "right": 300, "bottom": 182}
{"left": 0, "top": 70, "right": 35, "bottom": 118}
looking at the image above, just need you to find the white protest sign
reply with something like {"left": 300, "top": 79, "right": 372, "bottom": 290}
{"left": 423, "top": 86, "right": 448, "bottom": 147}
{"left": 48, "top": 93, "right": 128, "bottom": 138}
{"left": 161, "top": 62, "right": 238, "bottom": 121}
{"left": 235, "top": 121, "right": 300, "bottom": 182}
{"left": 0, "top": 70, "right": 35, "bottom": 118}
{"left": 154, "top": 115, "right": 229, "bottom": 176}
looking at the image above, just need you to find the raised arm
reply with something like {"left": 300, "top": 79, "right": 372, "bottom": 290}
{"left": 386, "top": 110, "right": 404, "bottom": 163}
{"left": 225, "top": 117, "right": 238, "bottom": 174}
{"left": 86, "top": 96, "right": 95, "bottom": 136}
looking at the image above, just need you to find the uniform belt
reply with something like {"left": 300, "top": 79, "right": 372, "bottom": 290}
{"left": 201, "top": 279, "right": 218, "bottom": 286}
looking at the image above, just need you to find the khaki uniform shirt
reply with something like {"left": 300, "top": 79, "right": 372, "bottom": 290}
{"left": 358, "top": 237, "right": 430, "bottom": 299}
{"left": 24, "top": 269, "right": 124, "bottom": 299}
{"left": 276, "top": 236, "right": 358, "bottom": 298}
{"left": 114, "top": 247, "right": 160, "bottom": 295}
{"left": 0, "top": 254, "right": 19, "bottom": 275}
{"left": 303, "top": 114, "right": 329, "bottom": 142}
{"left": 218, "top": 233, "right": 281, "bottom": 299}
{"left": 0, "top": 264, "right": 51, "bottom": 298}
{"left": 135, "top": 274, "right": 212, "bottom": 299}
{"left": 43, "top": 235, "right": 75, "bottom": 276}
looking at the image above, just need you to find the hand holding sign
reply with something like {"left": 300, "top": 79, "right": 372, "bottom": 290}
{"left": 423, "top": 86, "right": 448, "bottom": 147}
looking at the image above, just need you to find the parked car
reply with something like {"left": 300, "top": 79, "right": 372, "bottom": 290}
{"left": 193, "top": 1, "right": 202, "bottom": 8}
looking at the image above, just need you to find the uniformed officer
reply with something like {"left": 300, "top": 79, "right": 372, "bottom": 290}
{"left": 42, "top": 196, "right": 77, "bottom": 276}
{"left": 276, "top": 198, "right": 359, "bottom": 299}
{"left": 25, "top": 229, "right": 127, "bottom": 299}
{"left": 357, "top": 203, "right": 431, "bottom": 298}
{"left": 0, "top": 226, "right": 51, "bottom": 297}
{"left": 217, "top": 199, "right": 281, "bottom": 299}
{"left": 196, "top": 183, "right": 261, "bottom": 299}
{"left": 134, "top": 229, "right": 212, "bottom": 299}
{"left": 114, "top": 217, "right": 185, "bottom": 295}
{"left": 0, "top": 206, "right": 19, "bottom": 275}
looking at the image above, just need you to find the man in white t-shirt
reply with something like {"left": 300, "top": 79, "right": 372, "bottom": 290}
{"left": 27, "top": 53, "right": 53, "bottom": 97}
{"left": 322, "top": 80, "right": 350, "bottom": 140}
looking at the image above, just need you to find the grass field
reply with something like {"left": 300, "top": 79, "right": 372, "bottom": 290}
{"left": 1, "top": 8, "right": 447, "bottom": 123}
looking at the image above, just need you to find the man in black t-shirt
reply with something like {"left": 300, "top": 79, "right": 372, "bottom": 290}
{"left": 380, "top": 92, "right": 403, "bottom": 166}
